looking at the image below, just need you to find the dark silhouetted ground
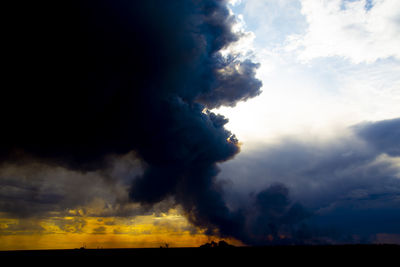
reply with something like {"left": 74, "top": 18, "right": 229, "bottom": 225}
{"left": 1, "top": 245, "right": 398, "bottom": 265}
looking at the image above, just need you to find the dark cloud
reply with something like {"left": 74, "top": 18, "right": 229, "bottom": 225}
{"left": 219, "top": 118, "right": 400, "bottom": 243}
{"left": 1, "top": 0, "right": 265, "bottom": 244}
{"left": 53, "top": 217, "right": 87, "bottom": 234}
{"left": 0, "top": 219, "right": 45, "bottom": 236}
{"left": 153, "top": 217, "right": 199, "bottom": 235}
{"left": 354, "top": 118, "right": 400, "bottom": 157}
{"left": 197, "top": 59, "right": 262, "bottom": 108}
{"left": 0, "top": 159, "right": 132, "bottom": 218}
{"left": 1, "top": 0, "right": 261, "bottom": 169}
{"left": 92, "top": 226, "right": 107, "bottom": 235}
{"left": 8, "top": 0, "right": 397, "bottom": 246}
{"left": 0, "top": 155, "right": 181, "bottom": 220}
{"left": 242, "top": 184, "right": 310, "bottom": 245}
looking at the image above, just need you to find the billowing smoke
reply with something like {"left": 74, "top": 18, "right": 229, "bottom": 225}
{"left": 0, "top": 0, "right": 306, "bottom": 245}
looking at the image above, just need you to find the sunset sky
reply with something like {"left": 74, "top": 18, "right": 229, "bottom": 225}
{"left": 1, "top": 0, "right": 399, "bottom": 250}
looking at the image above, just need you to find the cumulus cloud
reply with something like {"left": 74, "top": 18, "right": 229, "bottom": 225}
{"left": 288, "top": 0, "right": 400, "bottom": 63}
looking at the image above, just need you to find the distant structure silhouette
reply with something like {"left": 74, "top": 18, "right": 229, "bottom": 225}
{"left": 200, "top": 240, "right": 235, "bottom": 248}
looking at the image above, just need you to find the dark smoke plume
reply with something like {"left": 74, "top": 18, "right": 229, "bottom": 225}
{"left": 0, "top": 0, "right": 306, "bottom": 245}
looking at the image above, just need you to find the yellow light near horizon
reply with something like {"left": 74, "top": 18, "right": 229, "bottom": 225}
{"left": 0, "top": 210, "right": 243, "bottom": 251}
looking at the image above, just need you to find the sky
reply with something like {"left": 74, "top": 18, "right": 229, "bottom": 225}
{"left": 1, "top": 0, "right": 399, "bottom": 250}
{"left": 218, "top": 0, "right": 400, "bottom": 243}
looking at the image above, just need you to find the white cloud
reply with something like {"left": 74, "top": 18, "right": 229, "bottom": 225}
{"left": 335, "top": 59, "right": 400, "bottom": 120}
{"left": 216, "top": 0, "right": 400, "bottom": 148}
{"left": 227, "top": 0, "right": 242, "bottom": 6}
{"left": 219, "top": 13, "right": 256, "bottom": 59}
{"left": 288, "top": 0, "right": 400, "bottom": 63}
{"left": 216, "top": 48, "right": 400, "bottom": 147}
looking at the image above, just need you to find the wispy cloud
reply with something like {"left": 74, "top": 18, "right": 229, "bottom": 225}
{"left": 288, "top": 0, "right": 400, "bottom": 63}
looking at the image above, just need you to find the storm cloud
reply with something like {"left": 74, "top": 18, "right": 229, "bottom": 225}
{"left": 219, "top": 118, "right": 400, "bottom": 242}
{"left": 0, "top": 153, "right": 146, "bottom": 219}
{"left": 354, "top": 118, "right": 400, "bottom": 157}
{"left": 1, "top": 0, "right": 265, "bottom": 244}
{"left": 2, "top": 0, "right": 397, "bottom": 246}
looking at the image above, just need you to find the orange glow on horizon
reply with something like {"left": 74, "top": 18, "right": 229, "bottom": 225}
{"left": 0, "top": 209, "right": 243, "bottom": 251}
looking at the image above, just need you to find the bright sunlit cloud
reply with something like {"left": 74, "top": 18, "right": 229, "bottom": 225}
{"left": 220, "top": 0, "right": 400, "bottom": 148}
{"left": 288, "top": 0, "right": 400, "bottom": 63}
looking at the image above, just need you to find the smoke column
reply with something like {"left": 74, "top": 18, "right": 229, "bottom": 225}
{"left": 1, "top": 0, "right": 307, "bottom": 244}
